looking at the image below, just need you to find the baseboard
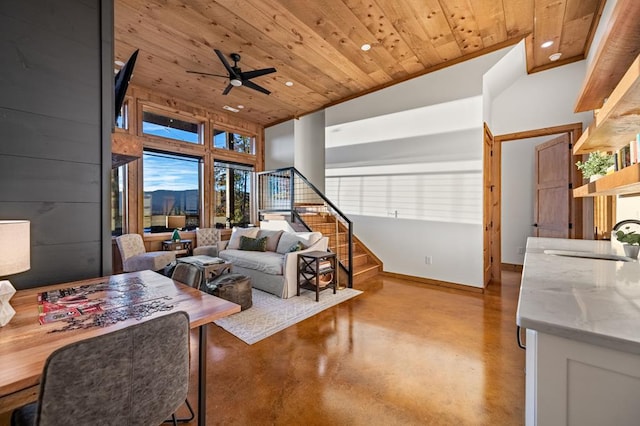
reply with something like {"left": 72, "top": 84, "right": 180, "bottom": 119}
{"left": 501, "top": 263, "right": 523, "bottom": 272}
{"left": 381, "top": 271, "right": 484, "bottom": 294}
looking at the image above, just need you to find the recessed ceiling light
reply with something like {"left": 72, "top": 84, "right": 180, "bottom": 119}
{"left": 237, "top": 105, "right": 244, "bottom": 109}
{"left": 285, "top": 81, "right": 294, "bottom": 87}
{"left": 223, "top": 105, "right": 240, "bottom": 113}
{"left": 114, "top": 60, "right": 125, "bottom": 67}
{"left": 541, "top": 41, "right": 554, "bottom": 48}
{"left": 361, "top": 43, "right": 371, "bottom": 51}
{"left": 549, "top": 52, "right": 562, "bottom": 61}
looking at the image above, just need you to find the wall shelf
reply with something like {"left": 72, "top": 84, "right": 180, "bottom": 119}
{"left": 573, "top": 164, "right": 640, "bottom": 197}
{"left": 573, "top": 54, "right": 640, "bottom": 156}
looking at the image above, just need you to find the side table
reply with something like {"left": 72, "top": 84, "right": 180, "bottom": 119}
{"left": 297, "top": 251, "right": 337, "bottom": 301}
{"left": 162, "top": 239, "right": 193, "bottom": 257}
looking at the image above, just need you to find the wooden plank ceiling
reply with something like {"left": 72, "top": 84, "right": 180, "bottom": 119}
{"left": 114, "top": 0, "right": 605, "bottom": 127}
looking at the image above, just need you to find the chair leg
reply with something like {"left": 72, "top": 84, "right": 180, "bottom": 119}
{"left": 164, "top": 399, "right": 194, "bottom": 424}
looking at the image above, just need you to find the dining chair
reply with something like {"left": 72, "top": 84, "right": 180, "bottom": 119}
{"left": 171, "top": 262, "right": 203, "bottom": 290}
{"left": 11, "top": 311, "right": 190, "bottom": 426}
{"left": 167, "top": 263, "right": 203, "bottom": 423}
{"left": 116, "top": 233, "right": 175, "bottom": 272}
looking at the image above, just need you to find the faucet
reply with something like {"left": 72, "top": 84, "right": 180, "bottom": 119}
{"left": 613, "top": 219, "right": 640, "bottom": 231}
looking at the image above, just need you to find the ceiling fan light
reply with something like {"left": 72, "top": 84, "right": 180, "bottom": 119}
{"left": 230, "top": 78, "right": 242, "bottom": 86}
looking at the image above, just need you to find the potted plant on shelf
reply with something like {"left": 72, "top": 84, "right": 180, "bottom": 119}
{"left": 615, "top": 226, "right": 640, "bottom": 259}
{"left": 576, "top": 151, "right": 614, "bottom": 182}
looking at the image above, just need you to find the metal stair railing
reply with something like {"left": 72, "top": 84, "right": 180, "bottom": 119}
{"left": 257, "top": 167, "right": 353, "bottom": 288}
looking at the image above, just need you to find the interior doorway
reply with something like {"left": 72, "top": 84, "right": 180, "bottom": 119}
{"left": 485, "top": 123, "right": 584, "bottom": 282}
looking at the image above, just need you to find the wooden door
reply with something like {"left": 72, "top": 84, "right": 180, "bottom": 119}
{"left": 483, "top": 123, "right": 495, "bottom": 287}
{"left": 534, "top": 134, "right": 571, "bottom": 238}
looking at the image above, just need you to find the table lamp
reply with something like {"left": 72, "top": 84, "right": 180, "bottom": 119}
{"left": 0, "top": 220, "right": 30, "bottom": 326}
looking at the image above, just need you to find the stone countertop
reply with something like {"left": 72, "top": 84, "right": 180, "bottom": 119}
{"left": 517, "top": 237, "right": 640, "bottom": 355}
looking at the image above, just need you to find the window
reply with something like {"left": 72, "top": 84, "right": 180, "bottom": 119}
{"left": 142, "top": 110, "right": 201, "bottom": 144}
{"left": 143, "top": 151, "right": 201, "bottom": 232}
{"left": 214, "top": 161, "right": 254, "bottom": 227}
{"left": 116, "top": 102, "right": 128, "bottom": 130}
{"left": 213, "top": 129, "right": 254, "bottom": 154}
{"left": 110, "top": 165, "right": 126, "bottom": 236}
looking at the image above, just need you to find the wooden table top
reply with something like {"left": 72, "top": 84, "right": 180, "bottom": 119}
{"left": 0, "top": 270, "right": 240, "bottom": 399}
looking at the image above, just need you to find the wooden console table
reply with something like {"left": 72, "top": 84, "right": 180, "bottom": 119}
{"left": 162, "top": 239, "right": 192, "bottom": 257}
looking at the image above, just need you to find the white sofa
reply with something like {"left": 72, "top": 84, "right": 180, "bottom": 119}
{"left": 218, "top": 227, "right": 328, "bottom": 298}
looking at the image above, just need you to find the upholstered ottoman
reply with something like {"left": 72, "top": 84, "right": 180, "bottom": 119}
{"left": 204, "top": 273, "right": 252, "bottom": 310}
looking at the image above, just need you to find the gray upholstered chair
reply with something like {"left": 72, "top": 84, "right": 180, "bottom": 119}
{"left": 193, "top": 228, "right": 220, "bottom": 257}
{"left": 116, "top": 233, "right": 175, "bottom": 272}
{"left": 172, "top": 262, "right": 203, "bottom": 290}
{"left": 11, "top": 311, "right": 190, "bottom": 426}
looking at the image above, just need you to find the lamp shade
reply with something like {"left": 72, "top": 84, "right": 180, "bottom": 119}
{"left": 0, "top": 220, "right": 30, "bottom": 276}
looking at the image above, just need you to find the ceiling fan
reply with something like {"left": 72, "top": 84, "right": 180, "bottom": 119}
{"left": 187, "top": 49, "right": 276, "bottom": 95}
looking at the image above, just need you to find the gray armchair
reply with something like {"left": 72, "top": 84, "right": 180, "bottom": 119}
{"left": 116, "top": 233, "right": 175, "bottom": 272}
{"left": 193, "top": 228, "right": 220, "bottom": 257}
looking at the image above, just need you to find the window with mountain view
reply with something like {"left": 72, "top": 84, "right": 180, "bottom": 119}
{"left": 214, "top": 161, "right": 254, "bottom": 227}
{"left": 143, "top": 150, "right": 201, "bottom": 232}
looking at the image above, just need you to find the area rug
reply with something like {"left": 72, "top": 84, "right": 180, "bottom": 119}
{"left": 213, "top": 287, "right": 362, "bottom": 344}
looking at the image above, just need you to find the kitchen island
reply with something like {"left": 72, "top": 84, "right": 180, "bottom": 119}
{"left": 517, "top": 237, "right": 640, "bottom": 426}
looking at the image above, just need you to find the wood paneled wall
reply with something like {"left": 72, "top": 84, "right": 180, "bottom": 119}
{"left": 0, "top": 1, "right": 113, "bottom": 289}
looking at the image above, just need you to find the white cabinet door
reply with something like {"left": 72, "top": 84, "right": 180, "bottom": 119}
{"left": 526, "top": 329, "right": 640, "bottom": 426}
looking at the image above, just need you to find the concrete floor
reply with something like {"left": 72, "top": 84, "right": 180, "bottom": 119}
{"left": 185, "top": 270, "right": 525, "bottom": 425}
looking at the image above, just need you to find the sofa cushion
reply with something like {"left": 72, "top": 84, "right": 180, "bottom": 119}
{"left": 239, "top": 236, "right": 267, "bottom": 252}
{"left": 276, "top": 232, "right": 323, "bottom": 254}
{"left": 257, "top": 229, "right": 283, "bottom": 252}
{"left": 219, "top": 249, "right": 284, "bottom": 275}
{"left": 227, "top": 227, "right": 259, "bottom": 249}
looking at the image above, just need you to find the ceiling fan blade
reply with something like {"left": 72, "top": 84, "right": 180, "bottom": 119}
{"left": 243, "top": 79, "right": 271, "bottom": 95}
{"left": 240, "top": 67, "right": 277, "bottom": 80}
{"left": 186, "top": 70, "right": 229, "bottom": 78}
{"left": 222, "top": 83, "right": 233, "bottom": 95}
{"left": 214, "top": 49, "right": 238, "bottom": 78}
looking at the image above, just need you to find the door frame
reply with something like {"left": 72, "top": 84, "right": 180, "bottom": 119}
{"left": 486, "top": 123, "right": 583, "bottom": 283}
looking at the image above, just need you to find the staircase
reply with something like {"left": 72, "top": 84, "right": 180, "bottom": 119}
{"left": 297, "top": 210, "right": 381, "bottom": 285}
{"left": 257, "top": 168, "right": 382, "bottom": 287}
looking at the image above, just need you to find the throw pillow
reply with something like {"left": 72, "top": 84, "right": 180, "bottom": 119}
{"left": 257, "top": 229, "right": 284, "bottom": 252}
{"left": 287, "top": 241, "right": 304, "bottom": 252}
{"left": 239, "top": 236, "right": 267, "bottom": 252}
{"left": 227, "top": 227, "right": 259, "bottom": 249}
{"left": 276, "top": 232, "right": 318, "bottom": 254}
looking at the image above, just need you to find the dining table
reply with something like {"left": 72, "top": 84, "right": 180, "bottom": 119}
{"left": 0, "top": 269, "right": 240, "bottom": 426}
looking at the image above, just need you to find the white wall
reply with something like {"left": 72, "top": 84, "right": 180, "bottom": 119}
{"left": 264, "top": 120, "right": 294, "bottom": 170}
{"left": 350, "top": 215, "right": 483, "bottom": 286}
{"left": 490, "top": 61, "right": 593, "bottom": 135}
{"left": 501, "top": 136, "right": 550, "bottom": 265}
{"left": 294, "top": 110, "right": 326, "bottom": 191}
